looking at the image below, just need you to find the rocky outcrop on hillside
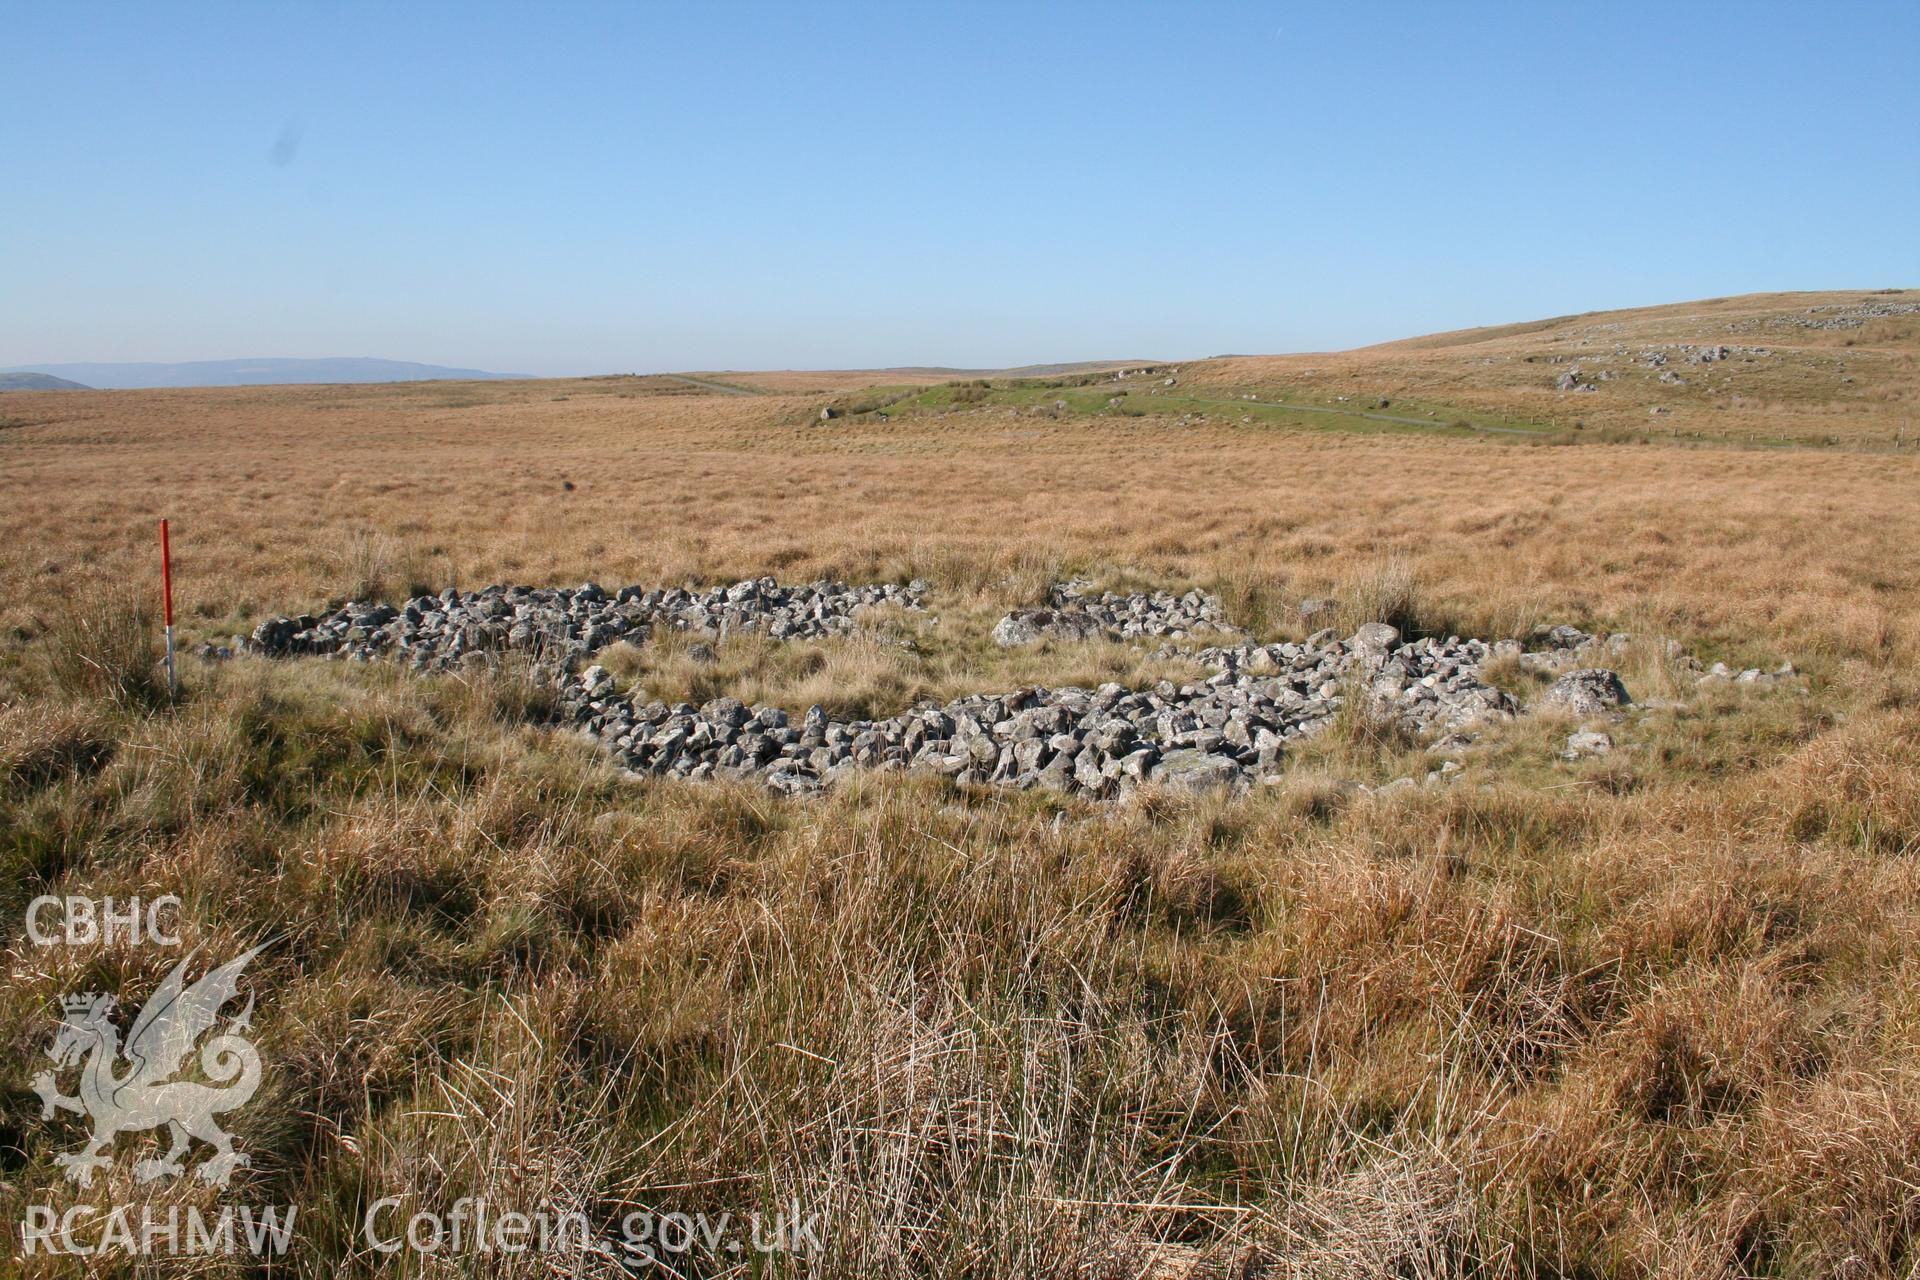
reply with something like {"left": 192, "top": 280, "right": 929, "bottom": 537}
{"left": 1758, "top": 300, "right": 1920, "bottom": 332}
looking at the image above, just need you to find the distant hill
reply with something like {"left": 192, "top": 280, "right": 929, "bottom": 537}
{"left": 0, "top": 371, "right": 91, "bottom": 392}
{"left": 0, "top": 358, "right": 531, "bottom": 390}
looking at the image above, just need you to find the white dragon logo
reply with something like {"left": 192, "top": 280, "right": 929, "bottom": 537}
{"left": 30, "top": 946, "right": 264, "bottom": 1189}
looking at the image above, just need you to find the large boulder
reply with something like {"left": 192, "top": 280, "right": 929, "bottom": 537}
{"left": 1540, "top": 668, "right": 1631, "bottom": 715}
{"left": 990, "top": 613, "right": 1043, "bottom": 647}
{"left": 1350, "top": 622, "right": 1401, "bottom": 654}
{"left": 1348, "top": 622, "right": 1402, "bottom": 671}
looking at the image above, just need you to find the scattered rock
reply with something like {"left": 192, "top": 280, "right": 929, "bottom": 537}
{"left": 1700, "top": 661, "right": 1796, "bottom": 690}
{"left": 1562, "top": 730, "right": 1613, "bottom": 760}
{"left": 1517, "top": 626, "right": 1630, "bottom": 674}
{"left": 992, "top": 608, "right": 1106, "bottom": 646}
{"left": 991, "top": 581, "right": 1239, "bottom": 646}
{"left": 1766, "top": 300, "right": 1920, "bottom": 331}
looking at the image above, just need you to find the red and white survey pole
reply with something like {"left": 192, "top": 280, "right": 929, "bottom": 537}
{"left": 159, "top": 519, "right": 177, "bottom": 699}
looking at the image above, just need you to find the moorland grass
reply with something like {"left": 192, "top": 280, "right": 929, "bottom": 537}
{"left": 3, "top": 308, "right": 1920, "bottom": 1274}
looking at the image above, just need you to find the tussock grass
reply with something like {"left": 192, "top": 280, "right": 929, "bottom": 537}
{"left": 337, "top": 527, "right": 438, "bottom": 605}
{"left": 1289, "top": 694, "right": 1426, "bottom": 783}
{"left": 1337, "top": 558, "right": 1426, "bottom": 635}
{"left": 34, "top": 579, "right": 163, "bottom": 710}
{"left": 5, "top": 653, "right": 1918, "bottom": 1274}
{"left": 617, "top": 612, "right": 1209, "bottom": 721}
{"left": 2, "top": 359, "right": 1920, "bottom": 1273}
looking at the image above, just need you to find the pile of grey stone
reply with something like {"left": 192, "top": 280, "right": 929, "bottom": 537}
{"left": 569, "top": 620, "right": 1534, "bottom": 798}
{"left": 571, "top": 668, "right": 1325, "bottom": 798}
{"left": 234, "top": 577, "right": 928, "bottom": 671}
{"left": 574, "top": 667, "right": 1329, "bottom": 799}
{"left": 231, "top": 573, "right": 1799, "bottom": 799}
{"left": 1178, "top": 621, "right": 1518, "bottom": 734}
{"left": 991, "top": 579, "right": 1239, "bottom": 647}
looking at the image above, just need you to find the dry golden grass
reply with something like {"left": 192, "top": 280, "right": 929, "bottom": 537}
{"left": 4, "top": 305, "right": 1920, "bottom": 1276}
{"left": 3, "top": 351, "right": 1917, "bottom": 677}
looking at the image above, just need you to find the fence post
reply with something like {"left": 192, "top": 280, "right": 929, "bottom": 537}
{"left": 160, "top": 519, "right": 176, "bottom": 699}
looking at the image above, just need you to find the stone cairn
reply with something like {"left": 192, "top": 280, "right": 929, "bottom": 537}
{"left": 216, "top": 578, "right": 1755, "bottom": 800}
{"left": 576, "top": 618, "right": 1526, "bottom": 797}
{"left": 235, "top": 577, "right": 929, "bottom": 671}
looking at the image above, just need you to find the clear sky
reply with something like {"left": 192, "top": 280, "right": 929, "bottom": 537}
{"left": 5, "top": 1, "right": 1917, "bottom": 375}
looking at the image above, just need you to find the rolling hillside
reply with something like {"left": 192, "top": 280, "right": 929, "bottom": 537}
{"left": 0, "top": 371, "right": 90, "bottom": 392}
{"left": 1184, "top": 289, "right": 1920, "bottom": 443}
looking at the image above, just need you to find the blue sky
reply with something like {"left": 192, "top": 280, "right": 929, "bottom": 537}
{"left": 5, "top": 1, "right": 1916, "bottom": 375}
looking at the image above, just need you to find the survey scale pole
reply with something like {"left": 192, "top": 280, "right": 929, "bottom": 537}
{"left": 160, "top": 519, "right": 176, "bottom": 700}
